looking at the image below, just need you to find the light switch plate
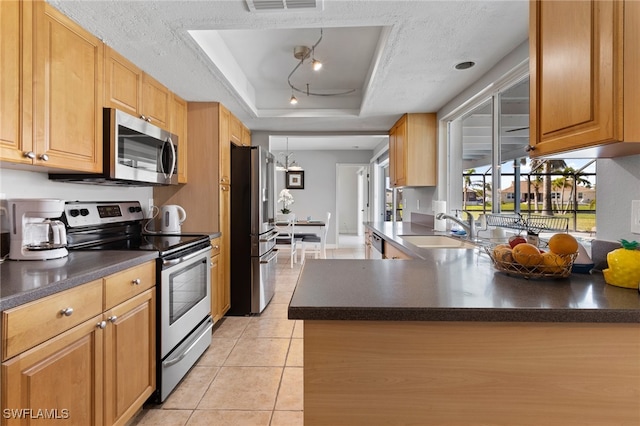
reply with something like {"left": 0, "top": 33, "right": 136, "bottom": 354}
{"left": 632, "top": 200, "right": 640, "bottom": 234}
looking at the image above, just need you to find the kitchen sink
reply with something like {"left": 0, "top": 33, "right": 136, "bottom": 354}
{"left": 399, "top": 235, "right": 477, "bottom": 249}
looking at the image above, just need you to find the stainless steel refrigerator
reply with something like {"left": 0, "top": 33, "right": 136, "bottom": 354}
{"left": 229, "top": 145, "right": 278, "bottom": 315}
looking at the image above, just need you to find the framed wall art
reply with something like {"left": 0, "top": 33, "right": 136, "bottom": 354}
{"left": 286, "top": 171, "right": 304, "bottom": 189}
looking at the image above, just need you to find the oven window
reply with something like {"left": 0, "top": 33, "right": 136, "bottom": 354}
{"left": 168, "top": 259, "right": 207, "bottom": 324}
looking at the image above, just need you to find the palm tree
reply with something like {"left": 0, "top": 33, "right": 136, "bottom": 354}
{"left": 463, "top": 168, "right": 475, "bottom": 210}
{"left": 528, "top": 174, "right": 543, "bottom": 213}
{"left": 530, "top": 159, "right": 567, "bottom": 215}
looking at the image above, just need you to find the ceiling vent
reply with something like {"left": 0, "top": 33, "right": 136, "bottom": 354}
{"left": 246, "top": 0, "right": 323, "bottom": 12}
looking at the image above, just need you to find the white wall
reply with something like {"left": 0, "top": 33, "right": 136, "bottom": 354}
{"left": 0, "top": 168, "right": 154, "bottom": 233}
{"left": 272, "top": 150, "right": 373, "bottom": 245}
{"left": 596, "top": 154, "right": 640, "bottom": 241}
{"left": 337, "top": 165, "right": 361, "bottom": 234}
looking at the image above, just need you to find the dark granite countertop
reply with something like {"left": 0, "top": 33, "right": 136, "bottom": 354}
{"left": 0, "top": 251, "right": 158, "bottom": 311}
{"left": 288, "top": 222, "right": 640, "bottom": 323}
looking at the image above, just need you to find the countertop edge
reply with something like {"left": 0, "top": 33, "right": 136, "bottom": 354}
{"left": 1, "top": 251, "right": 158, "bottom": 311}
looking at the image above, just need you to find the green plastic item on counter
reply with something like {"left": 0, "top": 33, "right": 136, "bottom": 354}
{"left": 602, "top": 240, "right": 640, "bottom": 289}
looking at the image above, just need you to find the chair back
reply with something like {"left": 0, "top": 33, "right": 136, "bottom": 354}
{"left": 323, "top": 212, "right": 331, "bottom": 238}
{"left": 275, "top": 219, "right": 295, "bottom": 243}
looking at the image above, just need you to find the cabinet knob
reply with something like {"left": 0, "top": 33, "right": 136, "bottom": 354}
{"left": 108, "top": 316, "right": 117, "bottom": 323}
{"left": 97, "top": 321, "right": 107, "bottom": 329}
{"left": 60, "top": 307, "right": 74, "bottom": 317}
{"left": 213, "top": 245, "right": 219, "bottom": 250}
{"left": 24, "top": 151, "right": 36, "bottom": 159}
{"left": 39, "top": 153, "right": 49, "bottom": 161}
{"left": 140, "top": 114, "right": 147, "bottom": 121}
{"left": 525, "top": 145, "right": 535, "bottom": 152}
{"left": 146, "top": 117, "right": 152, "bottom": 122}
{"left": 132, "top": 278, "right": 141, "bottom": 285}
{"left": 210, "top": 262, "right": 214, "bottom": 267}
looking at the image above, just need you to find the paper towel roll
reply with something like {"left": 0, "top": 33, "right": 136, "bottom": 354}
{"left": 433, "top": 200, "right": 447, "bottom": 231}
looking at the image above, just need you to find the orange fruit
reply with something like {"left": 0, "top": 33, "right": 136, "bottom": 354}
{"left": 493, "top": 244, "right": 514, "bottom": 267}
{"left": 540, "top": 252, "right": 568, "bottom": 273}
{"left": 548, "top": 233, "right": 579, "bottom": 255}
{"left": 512, "top": 243, "right": 543, "bottom": 266}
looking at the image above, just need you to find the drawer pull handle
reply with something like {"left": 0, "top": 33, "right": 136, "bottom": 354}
{"left": 108, "top": 316, "right": 118, "bottom": 323}
{"left": 60, "top": 307, "right": 74, "bottom": 317}
{"left": 97, "top": 321, "right": 107, "bottom": 329}
{"left": 132, "top": 278, "right": 141, "bottom": 285}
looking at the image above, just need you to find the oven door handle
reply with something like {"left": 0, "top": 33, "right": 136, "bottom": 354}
{"left": 260, "top": 249, "right": 278, "bottom": 264}
{"left": 162, "top": 246, "right": 211, "bottom": 267}
{"left": 162, "top": 320, "right": 214, "bottom": 367}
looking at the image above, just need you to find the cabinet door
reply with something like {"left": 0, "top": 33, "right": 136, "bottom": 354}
{"left": 2, "top": 315, "right": 104, "bottom": 426}
{"left": 229, "top": 114, "right": 242, "bottom": 145}
{"left": 0, "top": 0, "right": 32, "bottom": 165}
{"left": 391, "top": 117, "right": 407, "bottom": 187}
{"left": 33, "top": 2, "right": 103, "bottom": 172}
{"left": 219, "top": 106, "right": 231, "bottom": 184}
{"left": 241, "top": 125, "right": 251, "bottom": 146}
{"left": 170, "top": 94, "right": 188, "bottom": 183}
{"left": 104, "top": 46, "right": 142, "bottom": 117}
{"left": 141, "top": 73, "right": 170, "bottom": 129}
{"left": 210, "top": 253, "right": 220, "bottom": 322}
{"left": 103, "top": 289, "right": 155, "bottom": 426}
{"left": 219, "top": 184, "right": 231, "bottom": 317}
{"left": 530, "top": 0, "right": 622, "bottom": 156}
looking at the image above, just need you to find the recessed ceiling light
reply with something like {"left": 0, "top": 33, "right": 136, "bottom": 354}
{"left": 455, "top": 61, "right": 475, "bottom": 70}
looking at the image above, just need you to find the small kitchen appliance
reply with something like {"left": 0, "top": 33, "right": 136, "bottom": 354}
{"left": 160, "top": 204, "right": 187, "bottom": 233}
{"left": 8, "top": 199, "right": 68, "bottom": 261}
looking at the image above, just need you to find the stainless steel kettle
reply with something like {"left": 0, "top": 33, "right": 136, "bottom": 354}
{"left": 159, "top": 205, "right": 186, "bottom": 233}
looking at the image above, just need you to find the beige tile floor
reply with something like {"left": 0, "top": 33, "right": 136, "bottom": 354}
{"left": 130, "top": 240, "right": 364, "bottom": 426}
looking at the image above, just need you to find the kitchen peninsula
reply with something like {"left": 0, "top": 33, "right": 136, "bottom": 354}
{"left": 289, "top": 222, "right": 640, "bottom": 425}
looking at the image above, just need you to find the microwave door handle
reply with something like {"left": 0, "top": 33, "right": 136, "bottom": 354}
{"left": 163, "top": 136, "right": 176, "bottom": 179}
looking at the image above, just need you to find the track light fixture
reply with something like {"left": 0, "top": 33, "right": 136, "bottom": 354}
{"left": 289, "top": 92, "right": 298, "bottom": 104}
{"left": 287, "top": 28, "right": 355, "bottom": 103}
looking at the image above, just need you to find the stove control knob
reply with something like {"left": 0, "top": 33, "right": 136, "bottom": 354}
{"left": 80, "top": 209, "right": 89, "bottom": 216}
{"left": 69, "top": 209, "right": 80, "bottom": 217}
{"left": 128, "top": 206, "right": 136, "bottom": 213}
{"left": 135, "top": 206, "right": 142, "bottom": 212}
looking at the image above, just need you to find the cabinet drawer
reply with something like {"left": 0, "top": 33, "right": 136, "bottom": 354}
{"left": 383, "top": 242, "right": 413, "bottom": 260}
{"left": 210, "top": 237, "right": 221, "bottom": 256}
{"left": 104, "top": 261, "right": 156, "bottom": 310}
{"left": 2, "top": 279, "right": 103, "bottom": 361}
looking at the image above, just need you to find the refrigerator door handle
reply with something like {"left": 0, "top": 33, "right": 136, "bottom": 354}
{"left": 259, "top": 229, "right": 279, "bottom": 242}
{"left": 260, "top": 249, "right": 278, "bottom": 264}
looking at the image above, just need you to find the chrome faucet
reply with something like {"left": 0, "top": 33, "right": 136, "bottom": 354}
{"left": 436, "top": 211, "right": 476, "bottom": 240}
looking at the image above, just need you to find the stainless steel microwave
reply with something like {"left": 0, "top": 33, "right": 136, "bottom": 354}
{"left": 49, "top": 108, "right": 179, "bottom": 186}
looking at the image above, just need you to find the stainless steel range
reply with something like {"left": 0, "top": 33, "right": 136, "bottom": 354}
{"left": 62, "top": 201, "right": 212, "bottom": 402}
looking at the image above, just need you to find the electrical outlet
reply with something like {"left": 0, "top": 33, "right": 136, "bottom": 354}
{"left": 632, "top": 200, "right": 640, "bottom": 234}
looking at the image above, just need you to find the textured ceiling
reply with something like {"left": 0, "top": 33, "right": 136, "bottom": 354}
{"left": 47, "top": 0, "right": 529, "bottom": 138}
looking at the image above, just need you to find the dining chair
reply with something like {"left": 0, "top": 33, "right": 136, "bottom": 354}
{"left": 300, "top": 212, "right": 331, "bottom": 262}
{"left": 274, "top": 218, "right": 302, "bottom": 268}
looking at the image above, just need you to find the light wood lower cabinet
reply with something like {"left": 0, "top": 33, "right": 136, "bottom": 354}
{"left": 210, "top": 238, "right": 221, "bottom": 322}
{"left": 383, "top": 241, "right": 413, "bottom": 259}
{"left": 2, "top": 314, "right": 105, "bottom": 426}
{"left": 103, "top": 289, "right": 155, "bottom": 426}
{"left": 1, "top": 261, "right": 156, "bottom": 426}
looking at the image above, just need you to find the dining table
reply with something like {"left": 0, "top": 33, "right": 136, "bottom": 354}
{"left": 275, "top": 219, "right": 327, "bottom": 259}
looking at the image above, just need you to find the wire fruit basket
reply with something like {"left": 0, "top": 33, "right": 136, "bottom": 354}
{"left": 485, "top": 244, "right": 578, "bottom": 279}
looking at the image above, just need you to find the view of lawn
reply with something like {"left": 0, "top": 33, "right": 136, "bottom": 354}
{"left": 464, "top": 203, "right": 596, "bottom": 233}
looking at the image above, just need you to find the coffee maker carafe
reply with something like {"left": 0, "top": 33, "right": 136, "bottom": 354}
{"left": 9, "top": 199, "right": 68, "bottom": 261}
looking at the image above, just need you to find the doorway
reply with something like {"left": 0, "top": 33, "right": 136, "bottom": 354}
{"left": 335, "top": 163, "right": 368, "bottom": 248}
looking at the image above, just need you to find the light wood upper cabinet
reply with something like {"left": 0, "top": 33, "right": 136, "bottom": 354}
{"left": 0, "top": 0, "right": 28, "bottom": 165}
{"left": 242, "top": 124, "right": 251, "bottom": 147}
{"left": 389, "top": 113, "right": 437, "bottom": 187}
{"left": 229, "top": 114, "right": 242, "bottom": 146}
{"left": 1, "top": 1, "right": 103, "bottom": 172}
{"left": 170, "top": 93, "right": 188, "bottom": 183}
{"left": 529, "top": 0, "right": 640, "bottom": 157}
{"left": 104, "top": 45, "right": 170, "bottom": 130}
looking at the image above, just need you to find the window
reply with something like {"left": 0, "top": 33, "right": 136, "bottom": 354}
{"left": 446, "top": 72, "right": 597, "bottom": 233}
